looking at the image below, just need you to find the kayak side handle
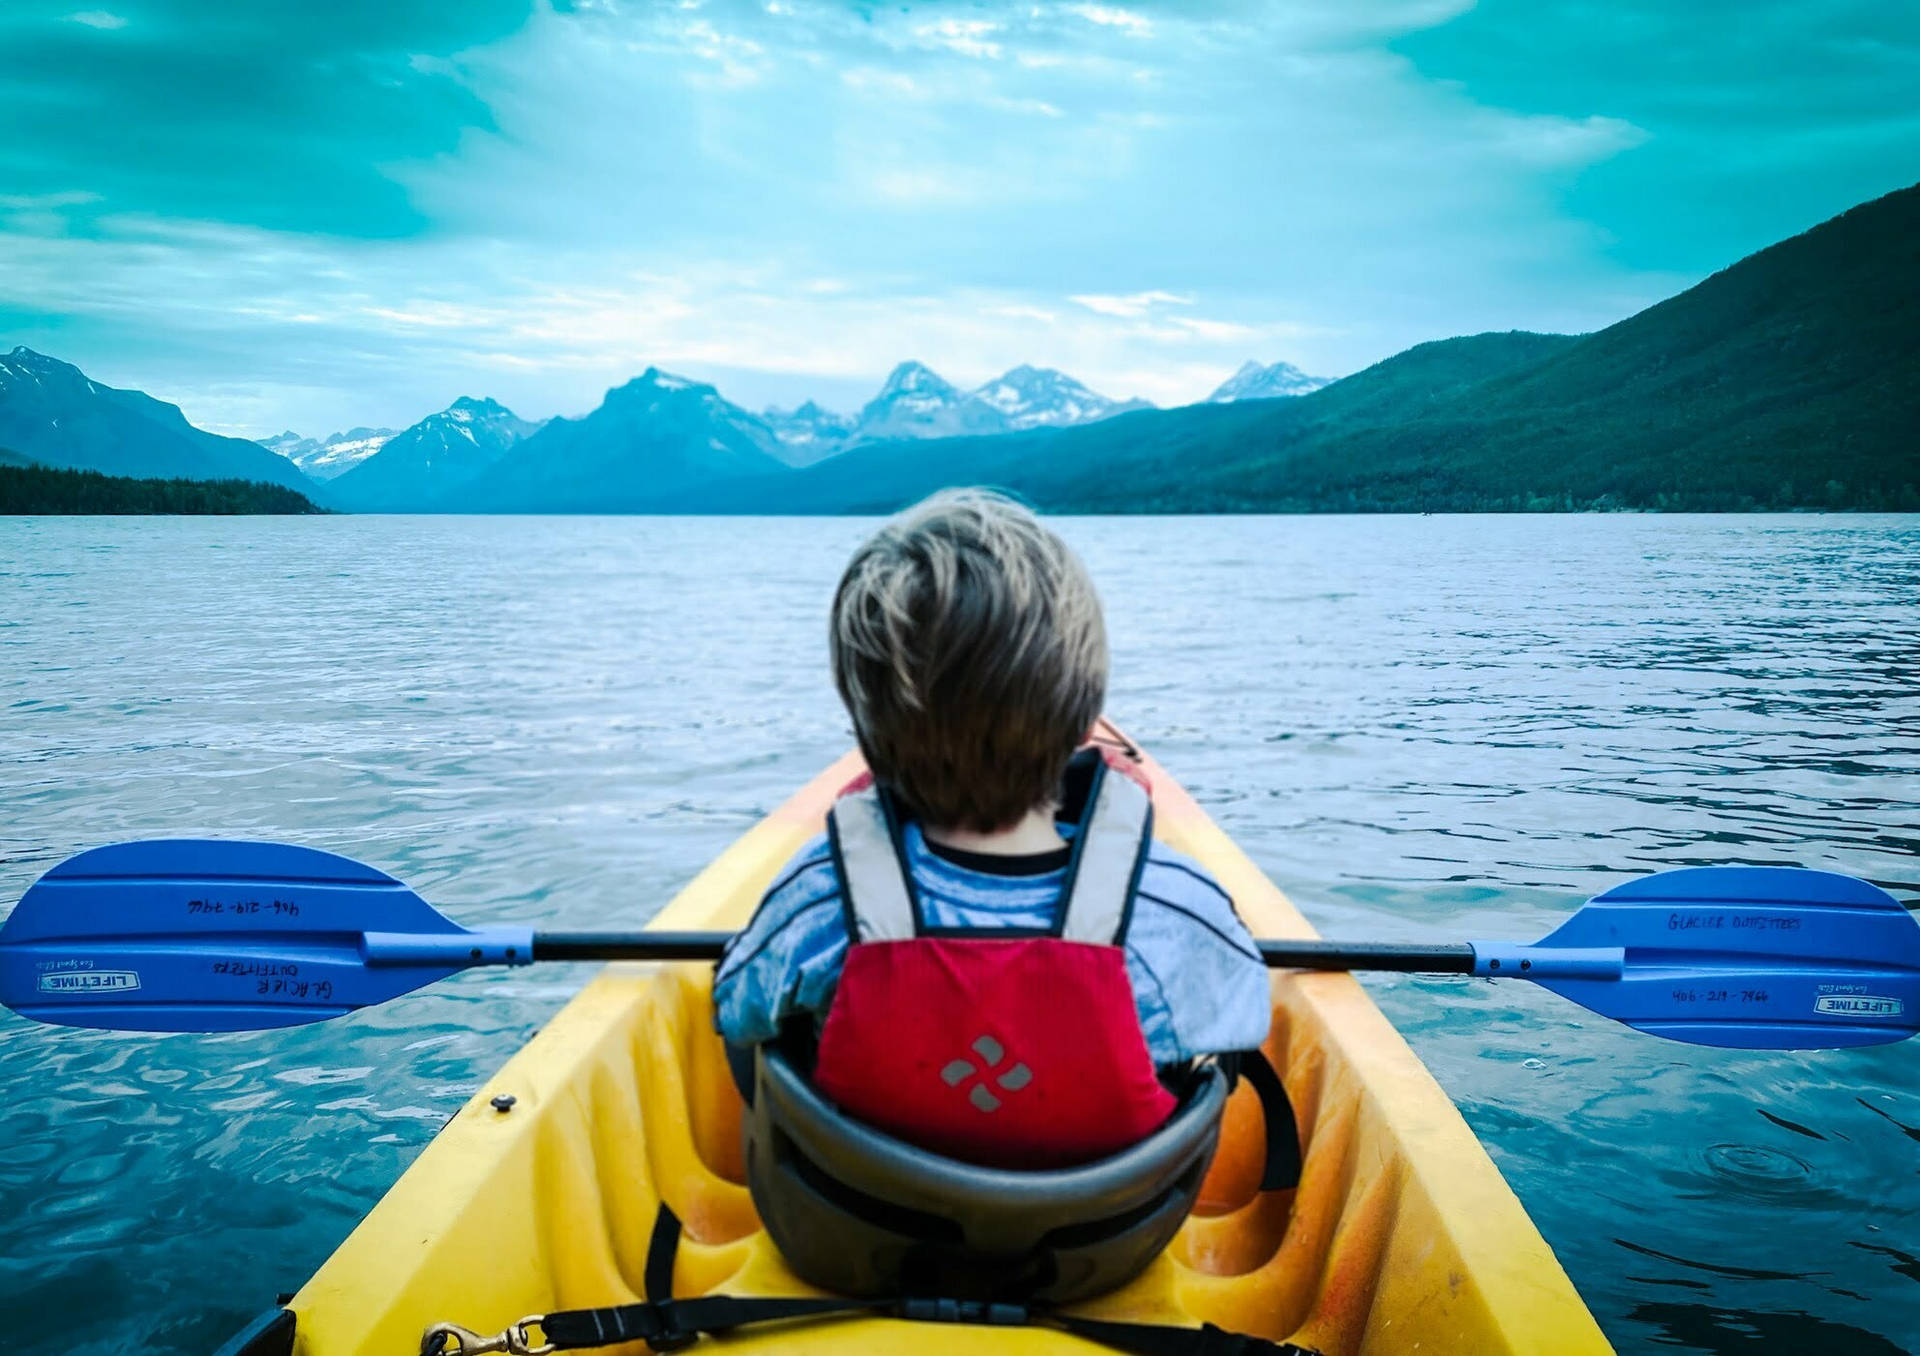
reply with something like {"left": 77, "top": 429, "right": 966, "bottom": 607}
{"left": 1470, "top": 942, "right": 1625, "bottom": 980}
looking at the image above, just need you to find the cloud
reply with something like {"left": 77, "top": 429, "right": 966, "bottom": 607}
{"left": 1393, "top": 0, "right": 1920, "bottom": 269}
{"left": 1065, "top": 5, "right": 1151, "bottom": 36}
{"left": 1161, "top": 316, "right": 1262, "bottom": 343}
{"left": 915, "top": 18, "right": 1003, "bottom": 60}
{"left": 0, "top": 0, "right": 531, "bottom": 237}
{"left": 840, "top": 67, "right": 923, "bottom": 97}
{"left": 1479, "top": 112, "right": 1649, "bottom": 168}
{"left": 4, "top": 0, "right": 1912, "bottom": 436}
{"left": 0, "top": 214, "right": 1325, "bottom": 427}
{"left": 679, "top": 17, "right": 770, "bottom": 85}
{"left": 1069, "top": 291, "right": 1194, "bottom": 318}
{"left": 989, "top": 95, "right": 1065, "bottom": 117}
{"left": 989, "top": 304, "right": 1060, "bottom": 323}
{"left": 0, "top": 190, "right": 101, "bottom": 209}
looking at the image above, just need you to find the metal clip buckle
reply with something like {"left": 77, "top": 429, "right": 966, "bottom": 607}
{"left": 419, "top": 1317, "right": 554, "bottom": 1356}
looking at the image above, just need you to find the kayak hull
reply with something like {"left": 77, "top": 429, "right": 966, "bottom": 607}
{"left": 286, "top": 733, "right": 1613, "bottom": 1355}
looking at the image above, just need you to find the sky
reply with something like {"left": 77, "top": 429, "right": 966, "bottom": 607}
{"left": 0, "top": 1, "right": 1915, "bottom": 438}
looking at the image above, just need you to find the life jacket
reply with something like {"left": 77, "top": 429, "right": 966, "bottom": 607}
{"left": 811, "top": 748, "right": 1177, "bottom": 1169}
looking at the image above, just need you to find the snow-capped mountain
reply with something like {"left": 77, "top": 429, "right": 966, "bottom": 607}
{"left": 970, "top": 364, "right": 1151, "bottom": 431}
{"left": 260, "top": 426, "right": 397, "bottom": 481}
{"left": 761, "top": 400, "right": 857, "bottom": 467}
{"left": 392, "top": 361, "right": 1154, "bottom": 507}
{"left": 851, "top": 362, "right": 1007, "bottom": 443}
{"left": 452, "top": 369, "right": 789, "bottom": 512}
{"left": 1208, "top": 360, "right": 1332, "bottom": 403}
{"left": 329, "top": 397, "right": 543, "bottom": 511}
{"left": 0, "top": 346, "right": 314, "bottom": 490}
{"left": 845, "top": 361, "right": 1148, "bottom": 446}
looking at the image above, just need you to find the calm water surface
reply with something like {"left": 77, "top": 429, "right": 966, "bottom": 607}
{"left": 1, "top": 514, "right": 1916, "bottom": 1354}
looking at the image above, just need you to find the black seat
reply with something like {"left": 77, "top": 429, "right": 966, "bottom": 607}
{"left": 743, "top": 1045, "right": 1229, "bottom": 1304}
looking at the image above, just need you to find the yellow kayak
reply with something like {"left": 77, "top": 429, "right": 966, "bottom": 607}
{"left": 284, "top": 732, "right": 1613, "bottom": 1355}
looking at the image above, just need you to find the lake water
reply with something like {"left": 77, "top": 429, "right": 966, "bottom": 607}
{"left": 1, "top": 513, "right": 1916, "bottom": 1355}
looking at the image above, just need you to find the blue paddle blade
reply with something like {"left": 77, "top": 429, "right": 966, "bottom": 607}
{"left": 1485, "top": 866, "right": 1920, "bottom": 1049}
{"left": 0, "top": 840, "right": 528, "bottom": 1032}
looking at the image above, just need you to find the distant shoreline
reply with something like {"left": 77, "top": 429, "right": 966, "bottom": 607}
{"left": 11, "top": 498, "right": 1910, "bottom": 520}
{"left": 5, "top": 449, "right": 1911, "bottom": 520}
{"left": 0, "top": 462, "right": 324, "bottom": 515}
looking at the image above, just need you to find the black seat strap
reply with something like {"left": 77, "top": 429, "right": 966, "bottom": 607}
{"left": 525, "top": 1207, "right": 1320, "bottom": 1355}
{"left": 540, "top": 1298, "right": 1314, "bottom": 1356}
{"left": 539, "top": 1203, "right": 888, "bottom": 1350}
{"left": 1052, "top": 1315, "right": 1318, "bottom": 1356}
{"left": 644, "top": 1201, "right": 680, "bottom": 1303}
{"left": 540, "top": 1294, "right": 884, "bottom": 1352}
{"left": 1235, "top": 1048, "right": 1303, "bottom": 1192}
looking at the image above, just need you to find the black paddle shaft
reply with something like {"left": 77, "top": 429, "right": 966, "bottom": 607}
{"left": 534, "top": 931, "right": 736, "bottom": 961}
{"left": 531, "top": 931, "right": 1479, "bottom": 973}
{"left": 1256, "top": 940, "right": 1476, "bottom": 973}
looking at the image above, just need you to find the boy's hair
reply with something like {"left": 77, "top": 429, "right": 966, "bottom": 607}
{"left": 830, "top": 489, "right": 1107, "bottom": 832}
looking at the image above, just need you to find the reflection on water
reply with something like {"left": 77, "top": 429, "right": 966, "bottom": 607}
{"left": 2, "top": 513, "right": 1917, "bottom": 1354}
{"left": 1626, "top": 1302, "right": 1910, "bottom": 1355}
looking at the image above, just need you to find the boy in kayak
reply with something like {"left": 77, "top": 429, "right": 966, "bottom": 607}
{"left": 714, "top": 489, "right": 1271, "bottom": 1166}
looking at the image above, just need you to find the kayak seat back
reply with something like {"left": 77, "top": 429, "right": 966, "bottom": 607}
{"left": 745, "top": 1044, "right": 1228, "bottom": 1304}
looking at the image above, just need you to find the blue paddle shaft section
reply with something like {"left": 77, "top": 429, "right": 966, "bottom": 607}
{"left": 362, "top": 928, "right": 534, "bottom": 965}
{"left": 0, "top": 840, "right": 505, "bottom": 1032}
{"left": 1469, "top": 942, "right": 1624, "bottom": 979}
{"left": 1525, "top": 866, "right": 1920, "bottom": 1049}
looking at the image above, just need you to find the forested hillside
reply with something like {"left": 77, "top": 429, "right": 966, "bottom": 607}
{"left": 0, "top": 462, "right": 324, "bottom": 514}
{"left": 719, "top": 184, "right": 1918, "bottom": 514}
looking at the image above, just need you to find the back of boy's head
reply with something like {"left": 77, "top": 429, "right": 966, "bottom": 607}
{"left": 830, "top": 489, "right": 1107, "bottom": 832}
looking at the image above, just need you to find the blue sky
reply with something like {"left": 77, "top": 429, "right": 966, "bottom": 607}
{"left": 1, "top": 1, "right": 1914, "bottom": 437}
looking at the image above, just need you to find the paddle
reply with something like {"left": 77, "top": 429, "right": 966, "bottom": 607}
{"left": 2, "top": 840, "right": 1914, "bottom": 1049}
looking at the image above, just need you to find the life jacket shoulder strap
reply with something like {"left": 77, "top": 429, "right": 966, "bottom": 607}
{"left": 1057, "top": 756, "right": 1155, "bottom": 947}
{"left": 826, "top": 788, "right": 917, "bottom": 942}
{"left": 829, "top": 750, "right": 1157, "bottom": 948}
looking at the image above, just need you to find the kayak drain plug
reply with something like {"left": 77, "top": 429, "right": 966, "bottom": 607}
{"left": 491, "top": 1094, "right": 517, "bottom": 1113}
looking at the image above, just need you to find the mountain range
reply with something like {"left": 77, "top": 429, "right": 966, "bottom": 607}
{"left": 421, "top": 356, "right": 1299, "bottom": 489}
{"left": 457, "top": 369, "right": 787, "bottom": 512}
{"left": 5, "top": 182, "right": 1913, "bottom": 514}
{"left": 448, "top": 361, "right": 1160, "bottom": 511}
{"left": 755, "top": 361, "right": 1149, "bottom": 463}
{"left": 251, "top": 361, "right": 1160, "bottom": 507}
{"left": 260, "top": 427, "right": 397, "bottom": 481}
{"left": 329, "top": 397, "right": 544, "bottom": 512}
{"left": 335, "top": 360, "right": 1162, "bottom": 509}
{"left": 729, "top": 181, "right": 1919, "bottom": 514}
{"left": 826, "top": 361, "right": 1151, "bottom": 447}
{"left": 0, "top": 347, "right": 314, "bottom": 493}
{"left": 760, "top": 400, "right": 855, "bottom": 466}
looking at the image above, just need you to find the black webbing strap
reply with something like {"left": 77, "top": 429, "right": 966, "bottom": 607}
{"left": 643, "top": 1203, "right": 680, "bottom": 1304}
{"left": 543, "top": 1299, "right": 1312, "bottom": 1355}
{"left": 1051, "top": 1316, "right": 1316, "bottom": 1356}
{"left": 1235, "top": 1049, "right": 1303, "bottom": 1192}
{"left": 541, "top": 1294, "right": 883, "bottom": 1351}
{"left": 533, "top": 1207, "right": 1318, "bottom": 1354}
{"left": 543, "top": 1205, "right": 886, "bottom": 1350}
